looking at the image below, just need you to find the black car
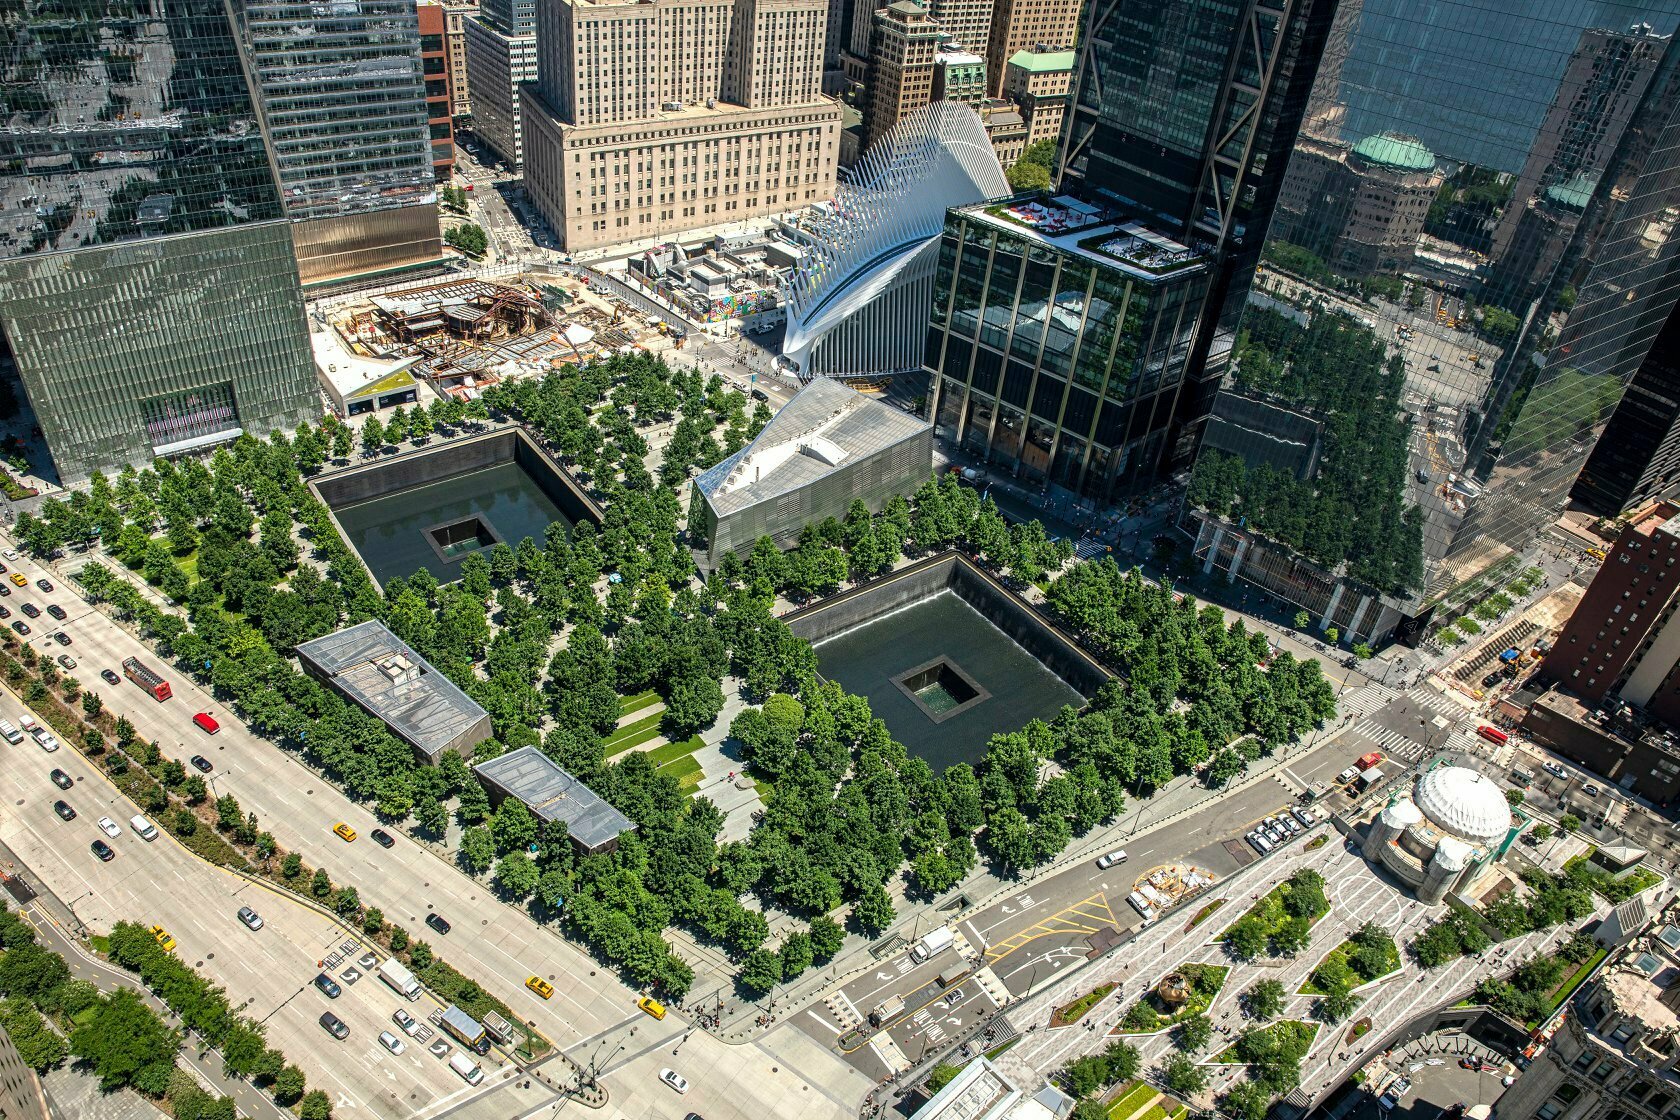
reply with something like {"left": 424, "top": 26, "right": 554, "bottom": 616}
{"left": 319, "top": 1011, "right": 349, "bottom": 1040}
{"left": 100, "top": 669, "right": 121, "bottom": 686}
{"left": 190, "top": 755, "right": 213, "bottom": 774}
{"left": 314, "top": 973, "right": 342, "bottom": 998}
{"left": 45, "top": 604, "right": 65, "bottom": 621}
{"left": 91, "top": 839, "right": 115, "bottom": 862}
{"left": 0, "top": 584, "right": 11, "bottom": 597}
{"left": 53, "top": 800, "right": 76, "bottom": 821}
{"left": 35, "top": 579, "right": 51, "bottom": 593}
{"left": 0, "top": 606, "right": 9, "bottom": 619}
{"left": 51, "top": 631, "right": 70, "bottom": 646}
{"left": 50, "top": 769, "right": 73, "bottom": 790}
{"left": 425, "top": 913, "right": 451, "bottom": 935}
{"left": 19, "top": 602, "right": 38, "bottom": 618}
{"left": 371, "top": 828, "right": 395, "bottom": 849}
{"left": 11, "top": 621, "right": 28, "bottom": 636}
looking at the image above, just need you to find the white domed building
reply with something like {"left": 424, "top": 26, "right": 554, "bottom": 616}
{"left": 1362, "top": 766, "right": 1515, "bottom": 903}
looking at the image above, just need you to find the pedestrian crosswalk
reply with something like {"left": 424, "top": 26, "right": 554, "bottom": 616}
{"left": 1074, "top": 537, "right": 1110, "bottom": 561}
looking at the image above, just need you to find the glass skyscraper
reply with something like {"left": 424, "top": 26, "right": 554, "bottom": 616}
{"left": 232, "top": 0, "right": 442, "bottom": 283}
{"left": 1183, "top": 0, "right": 1680, "bottom": 644}
{"left": 0, "top": 0, "right": 320, "bottom": 483}
{"left": 923, "top": 0, "right": 1336, "bottom": 496}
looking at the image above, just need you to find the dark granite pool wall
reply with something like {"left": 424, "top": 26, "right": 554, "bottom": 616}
{"left": 309, "top": 426, "right": 603, "bottom": 588}
{"left": 784, "top": 552, "right": 1112, "bottom": 698}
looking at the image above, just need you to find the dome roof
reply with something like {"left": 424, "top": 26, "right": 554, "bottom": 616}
{"left": 1434, "top": 835, "right": 1475, "bottom": 873}
{"left": 1381, "top": 799, "right": 1424, "bottom": 829}
{"left": 1414, "top": 766, "right": 1512, "bottom": 845}
{"left": 1353, "top": 132, "right": 1437, "bottom": 172}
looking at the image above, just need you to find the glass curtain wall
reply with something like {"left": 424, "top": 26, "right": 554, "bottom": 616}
{"left": 1187, "top": 0, "right": 1680, "bottom": 642}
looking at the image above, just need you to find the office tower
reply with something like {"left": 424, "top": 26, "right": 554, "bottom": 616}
{"left": 418, "top": 3, "right": 458, "bottom": 177}
{"left": 863, "top": 1, "right": 944, "bottom": 149}
{"left": 521, "top": 0, "right": 841, "bottom": 253}
{"left": 1575, "top": 302, "right": 1680, "bottom": 517}
{"left": 0, "top": 0, "right": 320, "bottom": 484}
{"left": 999, "top": 48, "right": 1073, "bottom": 147}
{"left": 925, "top": 0, "right": 1334, "bottom": 499}
{"left": 983, "top": 0, "right": 1079, "bottom": 99}
{"left": 926, "top": 0, "right": 991, "bottom": 54}
{"left": 1184, "top": 3, "right": 1680, "bottom": 647}
{"left": 0, "top": 1021, "right": 53, "bottom": 1120}
{"left": 1541, "top": 503, "right": 1680, "bottom": 706}
{"left": 464, "top": 0, "right": 538, "bottom": 167}
{"left": 444, "top": 1, "right": 480, "bottom": 117}
{"left": 232, "top": 0, "right": 442, "bottom": 285}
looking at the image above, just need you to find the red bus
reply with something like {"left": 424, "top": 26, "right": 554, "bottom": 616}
{"left": 122, "top": 657, "right": 172, "bottom": 701}
{"left": 1477, "top": 725, "right": 1508, "bottom": 744}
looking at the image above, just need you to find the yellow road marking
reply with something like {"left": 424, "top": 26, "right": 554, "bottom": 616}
{"left": 984, "top": 893, "right": 1116, "bottom": 966}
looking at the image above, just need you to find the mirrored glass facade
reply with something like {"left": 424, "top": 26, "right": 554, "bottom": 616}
{"left": 1184, "top": 0, "right": 1680, "bottom": 644}
{"left": 232, "top": 0, "right": 441, "bottom": 282}
{"left": 0, "top": 0, "right": 319, "bottom": 482}
{"left": 926, "top": 200, "right": 1213, "bottom": 498}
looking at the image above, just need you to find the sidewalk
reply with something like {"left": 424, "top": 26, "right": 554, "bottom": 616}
{"left": 0, "top": 838, "right": 292, "bottom": 1120}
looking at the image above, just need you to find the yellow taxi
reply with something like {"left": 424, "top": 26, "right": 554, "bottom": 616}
{"left": 8, "top": 573, "right": 25, "bottom": 587}
{"left": 526, "top": 976, "right": 554, "bottom": 1000}
{"left": 637, "top": 995, "right": 667, "bottom": 1020}
{"left": 1587, "top": 547, "right": 1607, "bottom": 561}
{"left": 332, "top": 822, "right": 357, "bottom": 842}
{"left": 149, "top": 925, "right": 176, "bottom": 952}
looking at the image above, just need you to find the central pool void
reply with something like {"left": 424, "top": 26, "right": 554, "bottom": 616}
{"left": 312, "top": 428, "right": 602, "bottom": 589}
{"left": 786, "top": 553, "right": 1108, "bottom": 771}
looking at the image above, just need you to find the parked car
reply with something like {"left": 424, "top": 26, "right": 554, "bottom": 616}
{"left": 1544, "top": 762, "right": 1567, "bottom": 778}
{"left": 393, "top": 1009, "right": 423, "bottom": 1037}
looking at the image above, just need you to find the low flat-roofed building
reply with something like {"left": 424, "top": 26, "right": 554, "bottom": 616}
{"left": 472, "top": 745, "right": 636, "bottom": 854}
{"left": 691, "top": 378, "right": 932, "bottom": 571}
{"left": 909, "top": 1057, "right": 1071, "bottom": 1120}
{"left": 296, "top": 621, "right": 492, "bottom": 764}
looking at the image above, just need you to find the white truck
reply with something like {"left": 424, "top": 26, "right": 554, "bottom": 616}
{"left": 378, "top": 958, "right": 422, "bottom": 1001}
{"left": 909, "top": 926, "right": 954, "bottom": 963}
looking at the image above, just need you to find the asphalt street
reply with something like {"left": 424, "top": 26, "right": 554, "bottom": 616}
{"left": 4, "top": 541, "right": 874, "bottom": 1120}
{"left": 0, "top": 697, "right": 473, "bottom": 1120}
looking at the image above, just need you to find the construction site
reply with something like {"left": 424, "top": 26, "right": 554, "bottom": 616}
{"left": 309, "top": 270, "right": 674, "bottom": 416}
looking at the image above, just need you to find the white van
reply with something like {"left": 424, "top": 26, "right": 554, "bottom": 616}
{"left": 0, "top": 719, "right": 21, "bottom": 744}
{"left": 129, "top": 815, "right": 159, "bottom": 841}
{"left": 447, "top": 1053, "right": 483, "bottom": 1085}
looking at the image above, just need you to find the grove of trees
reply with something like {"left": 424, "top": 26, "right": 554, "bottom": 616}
{"left": 18, "top": 347, "right": 1336, "bottom": 1000}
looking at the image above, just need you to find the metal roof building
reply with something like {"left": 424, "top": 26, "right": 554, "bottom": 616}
{"left": 471, "top": 746, "right": 636, "bottom": 854}
{"left": 296, "top": 621, "right": 492, "bottom": 764}
{"left": 691, "top": 378, "right": 931, "bottom": 570}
